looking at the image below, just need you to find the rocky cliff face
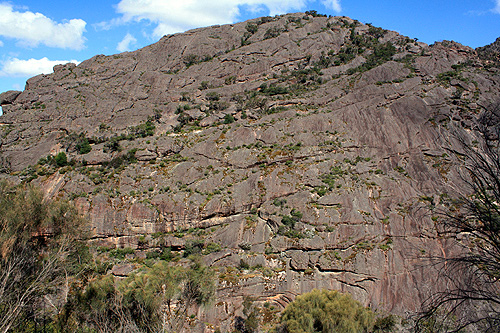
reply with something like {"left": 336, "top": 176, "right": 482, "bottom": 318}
{"left": 1, "top": 13, "right": 499, "bottom": 331}
{"left": 477, "top": 36, "right": 500, "bottom": 65}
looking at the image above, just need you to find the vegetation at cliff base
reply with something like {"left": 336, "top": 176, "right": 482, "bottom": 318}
{"left": 59, "top": 259, "right": 215, "bottom": 332}
{"left": 0, "top": 181, "right": 87, "bottom": 333}
{"left": 0, "top": 182, "right": 216, "bottom": 333}
{"left": 277, "top": 289, "right": 394, "bottom": 333}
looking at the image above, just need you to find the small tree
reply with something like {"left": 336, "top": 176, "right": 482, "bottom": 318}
{"left": 279, "top": 289, "right": 376, "bottom": 333}
{"left": 417, "top": 102, "right": 500, "bottom": 331}
{"left": 75, "top": 136, "right": 91, "bottom": 154}
{"left": 54, "top": 151, "right": 67, "bottom": 167}
{"left": 0, "top": 182, "right": 87, "bottom": 333}
{"left": 235, "top": 296, "right": 260, "bottom": 333}
{"left": 65, "top": 258, "right": 215, "bottom": 332}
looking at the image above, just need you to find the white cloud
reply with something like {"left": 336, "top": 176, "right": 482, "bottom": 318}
{"left": 0, "top": 40, "right": 3, "bottom": 47}
{"left": 0, "top": 3, "right": 86, "bottom": 50}
{"left": 321, "top": 0, "right": 341, "bottom": 12}
{"left": 494, "top": 0, "right": 500, "bottom": 14}
{"left": 117, "top": 33, "right": 137, "bottom": 52}
{"left": 0, "top": 57, "right": 80, "bottom": 77}
{"left": 94, "top": 17, "right": 125, "bottom": 31}
{"left": 115, "top": 0, "right": 338, "bottom": 38}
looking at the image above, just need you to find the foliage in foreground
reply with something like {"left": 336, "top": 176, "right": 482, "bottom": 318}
{"left": 0, "top": 181, "right": 217, "bottom": 333}
{"left": 277, "top": 289, "right": 393, "bottom": 333}
{"left": 417, "top": 103, "right": 500, "bottom": 332}
{"left": 0, "top": 181, "right": 87, "bottom": 333}
{"left": 59, "top": 259, "right": 216, "bottom": 332}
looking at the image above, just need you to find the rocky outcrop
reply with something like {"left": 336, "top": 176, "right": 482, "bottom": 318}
{"left": 0, "top": 90, "right": 22, "bottom": 105}
{"left": 1, "top": 12, "right": 500, "bottom": 331}
{"left": 477, "top": 37, "right": 500, "bottom": 64}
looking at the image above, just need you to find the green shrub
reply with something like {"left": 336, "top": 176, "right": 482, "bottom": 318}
{"left": 235, "top": 296, "right": 261, "bottom": 333}
{"left": 199, "top": 81, "right": 210, "bottom": 90}
{"left": 128, "top": 120, "right": 155, "bottom": 138}
{"left": 0, "top": 182, "right": 88, "bottom": 331}
{"left": 281, "top": 215, "right": 295, "bottom": 228}
{"left": 183, "top": 54, "right": 199, "bottom": 68}
{"left": 374, "top": 314, "right": 395, "bottom": 331}
{"left": 105, "top": 149, "right": 137, "bottom": 169}
{"left": 225, "top": 76, "right": 236, "bottom": 85}
{"left": 281, "top": 229, "right": 305, "bottom": 239}
{"left": 241, "top": 22, "right": 259, "bottom": 46}
{"left": 367, "top": 25, "right": 386, "bottom": 39}
{"left": 206, "top": 91, "right": 220, "bottom": 101}
{"left": 184, "top": 239, "right": 205, "bottom": 257}
{"left": 273, "top": 198, "right": 287, "bottom": 207}
{"left": 334, "top": 47, "right": 356, "bottom": 66}
{"left": 204, "top": 242, "right": 221, "bottom": 254}
{"left": 362, "top": 42, "right": 397, "bottom": 71}
{"left": 264, "top": 27, "right": 282, "bottom": 39}
{"left": 281, "top": 209, "right": 302, "bottom": 228}
{"left": 55, "top": 152, "right": 68, "bottom": 167}
{"left": 209, "top": 100, "right": 229, "bottom": 112}
{"left": 174, "top": 111, "right": 193, "bottom": 132}
{"left": 241, "top": 36, "right": 252, "bottom": 46}
{"left": 183, "top": 54, "right": 212, "bottom": 68}
{"left": 370, "top": 42, "right": 397, "bottom": 63}
{"left": 305, "top": 10, "right": 327, "bottom": 17}
{"left": 320, "top": 166, "right": 346, "bottom": 190}
{"left": 258, "top": 16, "right": 273, "bottom": 24}
{"left": 109, "top": 247, "right": 134, "bottom": 259}
{"left": 246, "top": 22, "right": 258, "bottom": 34}
{"left": 238, "top": 242, "right": 252, "bottom": 251}
{"left": 76, "top": 138, "right": 92, "bottom": 154}
{"left": 279, "top": 289, "right": 376, "bottom": 333}
{"left": 71, "top": 259, "right": 215, "bottom": 332}
{"left": 104, "top": 136, "right": 121, "bottom": 153}
{"left": 223, "top": 114, "right": 235, "bottom": 124}
{"left": 290, "top": 208, "right": 303, "bottom": 220}
{"left": 346, "top": 42, "right": 397, "bottom": 75}
{"left": 313, "top": 186, "right": 328, "bottom": 197}
{"left": 239, "top": 259, "right": 250, "bottom": 270}
{"left": 259, "top": 83, "right": 288, "bottom": 96}
{"left": 146, "top": 246, "right": 175, "bottom": 261}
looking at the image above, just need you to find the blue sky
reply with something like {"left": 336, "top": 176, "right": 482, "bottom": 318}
{"left": 0, "top": 0, "right": 499, "bottom": 95}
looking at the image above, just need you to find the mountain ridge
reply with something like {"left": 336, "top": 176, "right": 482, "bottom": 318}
{"left": 1, "top": 12, "right": 499, "bottom": 331}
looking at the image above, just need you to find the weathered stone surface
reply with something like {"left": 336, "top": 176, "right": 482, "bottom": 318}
{"left": 135, "top": 149, "right": 158, "bottom": 161}
{"left": 1, "top": 12, "right": 500, "bottom": 332}
{"left": 81, "top": 149, "right": 112, "bottom": 165}
{"left": 0, "top": 90, "right": 21, "bottom": 105}
{"left": 111, "top": 263, "right": 136, "bottom": 277}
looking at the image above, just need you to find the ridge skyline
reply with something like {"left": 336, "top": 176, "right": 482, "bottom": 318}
{"left": 0, "top": 0, "right": 499, "bottom": 94}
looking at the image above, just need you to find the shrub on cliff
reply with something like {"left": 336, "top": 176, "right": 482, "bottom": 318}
{"left": 75, "top": 136, "right": 92, "bottom": 154}
{"left": 54, "top": 151, "right": 67, "bottom": 167}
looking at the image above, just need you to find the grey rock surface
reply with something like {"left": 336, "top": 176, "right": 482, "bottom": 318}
{"left": 1, "top": 12, "right": 500, "bottom": 332}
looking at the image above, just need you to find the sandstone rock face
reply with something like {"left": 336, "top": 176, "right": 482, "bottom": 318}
{"left": 1, "top": 13, "right": 499, "bottom": 331}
